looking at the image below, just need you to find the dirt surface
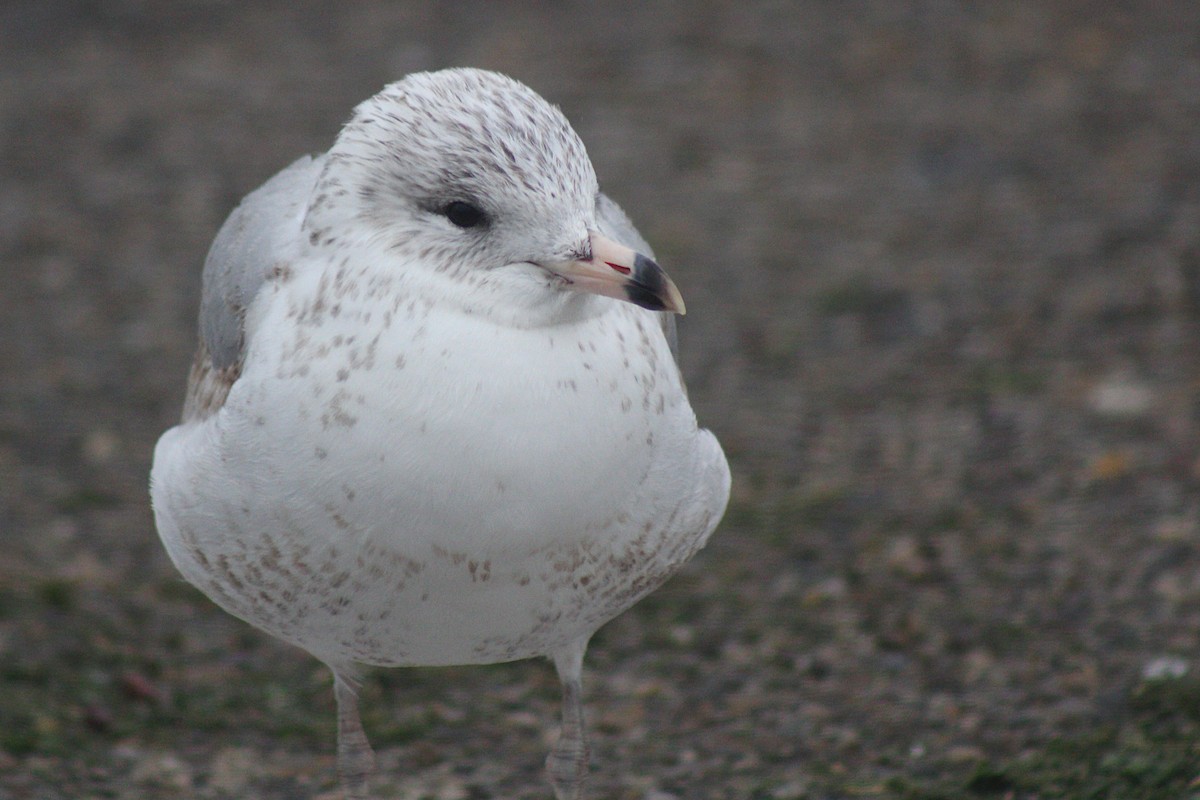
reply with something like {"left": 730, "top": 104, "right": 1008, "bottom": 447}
{"left": 3, "top": 2, "right": 1200, "bottom": 798}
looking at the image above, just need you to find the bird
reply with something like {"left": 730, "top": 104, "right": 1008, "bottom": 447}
{"left": 150, "top": 68, "right": 730, "bottom": 799}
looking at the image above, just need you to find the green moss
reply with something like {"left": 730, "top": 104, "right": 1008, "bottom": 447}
{"left": 35, "top": 578, "right": 77, "bottom": 611}
{"left": 808, "top": 672, "right": 1200, "bottom": 799}
{"left": 720, "top": 496, "right": 772, "bottom": 534}
{"left": 774, "top": 485, "right": 854, "bottom": 529}
{"left": 965, "top": 363, "right": 1045, "bottom": 397}
{"left": 54, "top": 487, "right": 120, "bottom": 513}
{"left": 890, "top": 724, "right": 1200, "bottom": 799}
{"left": 1131, "top": 673, "right": 1200, "bottom": 736}
{"left": 0, "top": 586, "right": 19, "bottom": 619}
{"left": 815, "top": 279, "right": 904, "bottom": 318}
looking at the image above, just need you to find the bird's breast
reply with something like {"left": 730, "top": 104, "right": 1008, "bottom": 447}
{"left": 227, "top": 275, "right": 691, "bottom": 556}
{"left": 153, "top": 271, "right": 720, "bottom": 666}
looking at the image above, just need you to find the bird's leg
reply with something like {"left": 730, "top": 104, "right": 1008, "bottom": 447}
{"left": 547, "top": 678, "right": 588, "bottom": 799}
{"left": 546, "top": 638, "right": 591, "bottom": 800}
{"left": 333, "top": 671, "right": 376, "bottom": 800}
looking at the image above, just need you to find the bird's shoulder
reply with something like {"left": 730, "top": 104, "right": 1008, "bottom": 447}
{"left": 183, "top": 155, "right": 322, "bottom": 421}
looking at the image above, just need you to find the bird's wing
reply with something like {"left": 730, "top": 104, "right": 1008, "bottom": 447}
{"left": 182, "top": 155, "right": 322, "bottom": 421}
{"left": 595, "top": 193, "right": 680, "bottom": 364}
{"left": 200, "top": 154, "right": 323, "bottom": 369}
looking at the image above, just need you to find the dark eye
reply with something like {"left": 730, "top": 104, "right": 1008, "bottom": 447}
{"left": 442, "top": 201, "right": 487, "bottom": 229}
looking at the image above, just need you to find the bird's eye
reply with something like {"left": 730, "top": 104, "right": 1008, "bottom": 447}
{"left": 442, "top": 201, "right": 488, "bottom": 229}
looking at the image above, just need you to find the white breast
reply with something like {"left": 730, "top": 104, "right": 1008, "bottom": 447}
{"left": 150, "top": 262, "right": 729, "bottom": 667}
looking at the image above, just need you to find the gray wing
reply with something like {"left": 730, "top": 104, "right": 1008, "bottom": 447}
{"left": 200, "top": 154, "right": 324, "bottom": 370}
{"left": 181, "top": 155, "right": 322, "bottom": 422}
{"left": 595, "top": 193, "right": 680, "bottom": 363}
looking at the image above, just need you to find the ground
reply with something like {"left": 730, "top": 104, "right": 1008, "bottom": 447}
{"left": 3, "top": 2, "right": 1200, "bottom": 798}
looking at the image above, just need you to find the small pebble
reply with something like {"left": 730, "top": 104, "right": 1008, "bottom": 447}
{"left": 1142, "top": 655, "right": 1188, "bottom": 680}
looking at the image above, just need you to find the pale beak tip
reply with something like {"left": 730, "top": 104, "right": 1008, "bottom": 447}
{"left": 667, "top": 283, "right": 687, "bottom": 316}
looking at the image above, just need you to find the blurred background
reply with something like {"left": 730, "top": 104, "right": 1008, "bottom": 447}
{"left": 3, "top": 2, "right": 1199, "bottom": 798}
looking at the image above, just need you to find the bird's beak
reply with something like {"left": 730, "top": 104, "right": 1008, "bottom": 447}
{"left": 542, "top": 232, "right": 686, "bottom": 315}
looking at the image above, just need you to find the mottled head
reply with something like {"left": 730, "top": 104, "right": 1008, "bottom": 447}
{"left": 302, "top": 68, "right": 683, "bottom": 320}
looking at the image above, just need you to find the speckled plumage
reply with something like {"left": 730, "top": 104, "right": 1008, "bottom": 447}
{"left": 150, "top": 68, "right": 729, "bottom": 799}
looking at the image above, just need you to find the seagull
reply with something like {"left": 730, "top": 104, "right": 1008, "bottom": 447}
{"left": 150, "top": 68, "right": 730, "bottom": 799}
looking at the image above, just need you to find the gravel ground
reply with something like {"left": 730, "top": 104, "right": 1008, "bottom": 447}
{"left": 3, "top": 2, "right": 1200, "bottom": 798}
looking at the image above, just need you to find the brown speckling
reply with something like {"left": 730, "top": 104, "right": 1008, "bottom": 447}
{"left": 320, "top": 389, "right": 359, "bottom": 429}
{"left": 432, "top": 544, "right": 468, "bottom": 566}
{"left": 182, "top": 344, "right": 241, "bottom": 422}
{"left": 215, "top": 554, "right": 244, "bottom": 591}
{"left": 268, "top": 261, "right": 295, "bottom": 283}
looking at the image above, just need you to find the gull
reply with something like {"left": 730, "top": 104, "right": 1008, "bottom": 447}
{"left": 150, "top": 68, "right": 730, "bottom": 799}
